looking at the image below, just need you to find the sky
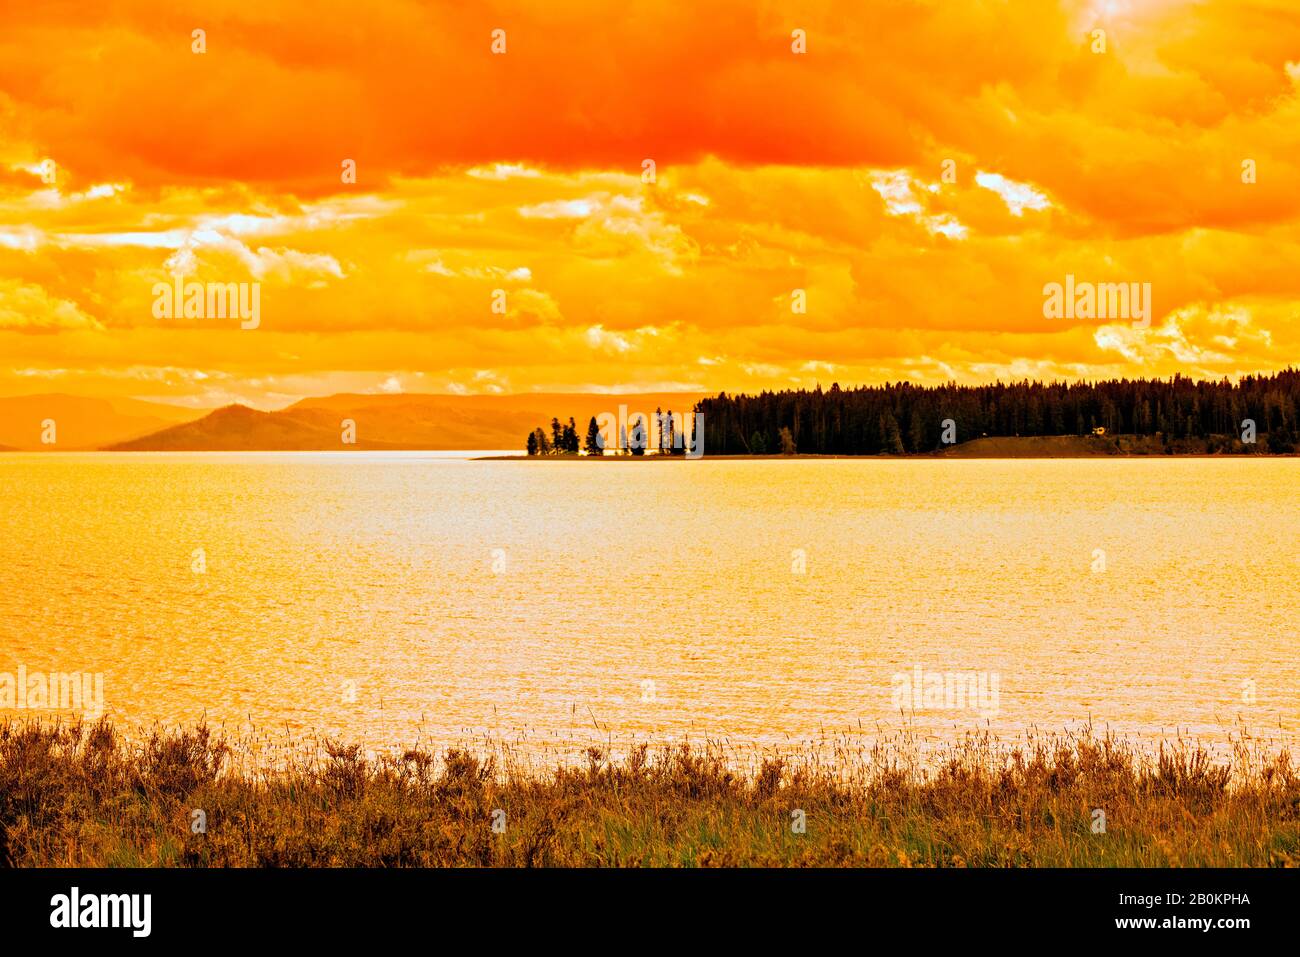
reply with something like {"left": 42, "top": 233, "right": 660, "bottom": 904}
{"left": 1, "top": 0, "right": 1299, "bottom": 409}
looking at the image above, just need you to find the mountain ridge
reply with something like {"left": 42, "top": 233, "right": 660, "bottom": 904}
{"left": 0, "top": 393, "right": 206, "bottom": 450}
{"left": 99, "top": 392, "right": 707, "bottom": 451}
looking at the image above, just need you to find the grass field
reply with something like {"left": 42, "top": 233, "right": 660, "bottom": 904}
{"left": 2, "top": 719, "right": 1298, "bottom": 867}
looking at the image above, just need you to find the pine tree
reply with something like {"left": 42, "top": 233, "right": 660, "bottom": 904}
{"left": 879, "top": 412, "right": 904, "bottom": 455}
{"left": 665, "top": 410, "right": 680, "bottom": 455}
{"left": 559, "top": 417, "right": 578, "bottom": 454}
{"left": 584, "top": 416, "right": 603, "bottom": 455}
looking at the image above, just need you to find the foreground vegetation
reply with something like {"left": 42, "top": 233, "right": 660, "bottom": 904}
{"left": 2, "top": 719, "right": 1298, "bottom": 867}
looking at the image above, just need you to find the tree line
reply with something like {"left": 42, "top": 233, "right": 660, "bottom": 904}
{"left": 527, "top": 417, "right": 582, "bottom": 455}
{"left": 695, "top": 370, "right": 1300, "bottom": 455}
{"left": 526, "top": 415, "right": 633, "bottom": 456}
{"left": 525, "top": 410, "right": 693, "bottom": 455}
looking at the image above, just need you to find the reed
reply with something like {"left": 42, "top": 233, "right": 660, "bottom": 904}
{"left": 2, "top": 718, "right": 1297, "bottom": 867}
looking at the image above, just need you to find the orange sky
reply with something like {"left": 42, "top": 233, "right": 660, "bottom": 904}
{"left": 2, "top": 0, "right": 1299, "bottom": 408}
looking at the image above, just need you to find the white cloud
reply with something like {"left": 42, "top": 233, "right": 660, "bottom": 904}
{"left": 518, "top": 199, "right": 595, "bottom": 218}
{"left": 585, "top": 324, "right": 632, "bottom": 353}
{"left": 975, "top": 171, "right": 1051, "bottom": 216}
{"left": 468, "top": 163, "right": 541, "bottom": 180}
{"left": 869, "top": 170, "right": 969, "bottom": 238}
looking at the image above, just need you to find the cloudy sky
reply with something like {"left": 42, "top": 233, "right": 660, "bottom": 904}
{"left": 2, "top": 0, "right": 1298, "bottom": 408}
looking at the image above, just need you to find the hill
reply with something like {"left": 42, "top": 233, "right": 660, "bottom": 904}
{"left": 941, "top": 435, "right": 1130, "bottom": 457}
{"left": 104, "top": 392, "right": 706, "bottom": 451}
{"left": 0, "top": 394, "right": 205, "bottom": 450}
{"left": 104, "top": 405, "right": 409, "bottom": 451}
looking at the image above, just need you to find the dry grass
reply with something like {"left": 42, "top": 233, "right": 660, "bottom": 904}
{"left": 2, "top": 718, "right": 1299, "bottom": 867}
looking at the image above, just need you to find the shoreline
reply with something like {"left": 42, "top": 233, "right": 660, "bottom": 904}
{"left": 474, "top": 452, "right": 1297, "bottom": 460}
{"left": 2, "top": 433, "right": 1294, "bottom": 459}
{"left": 479, "top": 433, "right": 1297, "bottom": 460}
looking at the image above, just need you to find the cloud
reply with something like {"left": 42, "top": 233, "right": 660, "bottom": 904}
{"left": 1093, "top": 301, "right": 1281, "bottom": 373}
{"left": 974, "top": 172, "right": 1051, "bottom": 216}
{"left": 0, "top": 279, "right": 102, "bottom": 332}
{"left": 3, "top": 1, "right": 1300, "bottom": 404}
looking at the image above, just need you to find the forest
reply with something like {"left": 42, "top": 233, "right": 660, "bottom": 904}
{"left": 694, "top": 370, "right": 1300, "bottom": 455}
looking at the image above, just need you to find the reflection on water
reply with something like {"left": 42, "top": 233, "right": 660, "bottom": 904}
{"left": 2, "top": 452, "right": 1297, "bottom": 763}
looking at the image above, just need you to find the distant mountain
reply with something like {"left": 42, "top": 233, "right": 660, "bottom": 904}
{"left": 0, "top": 394, "right": 206, "bottom": 450}
{"left": 105, "top": 404, "right": 409, "bottom": 451}
{"left": 103, "top": 392, "right": 707, "bottom": 451}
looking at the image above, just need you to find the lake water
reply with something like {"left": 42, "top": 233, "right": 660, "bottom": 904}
{"left": 2, "top": 453, "right": 1297, "bottom": 765}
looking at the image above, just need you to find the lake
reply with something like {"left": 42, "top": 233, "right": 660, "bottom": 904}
{"left": 2, "top": 453, "right": 1296, "bottom": 765}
